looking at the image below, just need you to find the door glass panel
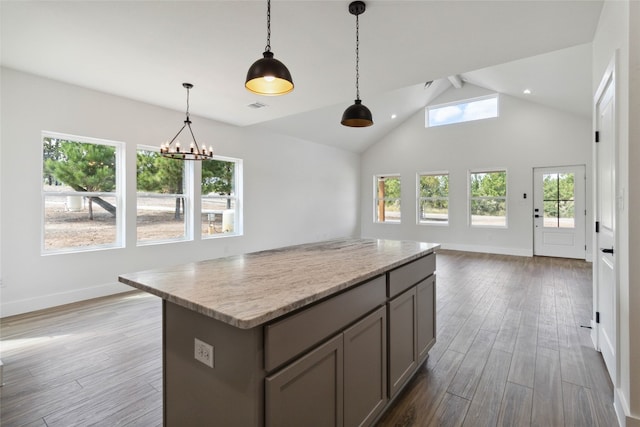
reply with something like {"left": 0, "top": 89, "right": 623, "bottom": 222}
{"left": 542, "top": 172, "right": 575, "bottom": 229}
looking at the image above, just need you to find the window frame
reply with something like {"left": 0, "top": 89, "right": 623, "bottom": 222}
{"left": 373, "top": 174, "right": 401, "bottom": 224}
{"left": 468, "top": 168, "right": 508, "bottom": 228}
{"left": 417, "top": 171, "right": 449, "bottom": 226}
{"left": 136, "top": 144, "right": 194, "bottom": 246}
{"left": 41, "top": 131, "right": 125, "bottom": 255}
{"left": 201, "top": 155, "right": 243, "bottom": 239}
{"left": 426, "top": 93, "right": 499, "bottom": 128}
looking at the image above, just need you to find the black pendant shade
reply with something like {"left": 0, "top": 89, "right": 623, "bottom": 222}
{"left": 245, "top": 0, "right": 294, "bottom": 96}
{"left": 342, "top": 1, "right": 373, "bottom": 127}
{"left": 341, "top": 99, "right": 373, "bottom": 127}
{"left": 245, "top": 51, "right": 294, "bottom": 96}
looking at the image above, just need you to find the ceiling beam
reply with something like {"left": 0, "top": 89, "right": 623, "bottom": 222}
{"left": 448, "top": 75, "right": 464, "bottom": 89}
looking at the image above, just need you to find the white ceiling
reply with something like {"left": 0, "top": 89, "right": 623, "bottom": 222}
{"left": 0, "top": 1, "right": 602, "bottom": 153}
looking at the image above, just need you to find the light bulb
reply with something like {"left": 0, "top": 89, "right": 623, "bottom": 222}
{"left": 264, "top": 76, "right": 276, "bottom": 82}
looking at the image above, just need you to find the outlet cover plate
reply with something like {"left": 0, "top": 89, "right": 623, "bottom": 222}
{"left": 194, "top": 338, "right": 214, "bottom": 368}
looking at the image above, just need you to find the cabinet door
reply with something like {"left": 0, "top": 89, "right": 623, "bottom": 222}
{"left": 265, "top": 334, "right": 343, "bottom": 427}
{"left": 344, "top": 306, "right": 387, "bottom": 427}
{"left": 388, "top": 287, "right": 417, "bottom": 398}
{"left": 417, "top": 276, "right": 436, "bottom": 363}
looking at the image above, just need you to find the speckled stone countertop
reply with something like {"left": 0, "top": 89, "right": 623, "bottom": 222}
{"left": 118, "top": 238, "right": 440, "bottom": 329}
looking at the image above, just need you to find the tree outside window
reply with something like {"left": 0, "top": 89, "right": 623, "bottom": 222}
{"left": 418, "top": 173, "right": 449, "bottom": 224}
{"left": 202, "top": 158, "right": 240, "bottom": 236}
{"left": 42, "top": 134, "right": 122, "bottom": 252}
{"left": 470, "top": 170, "right": 507, "bottom": 227}
{"left": 543, "top": 173, "right": 575, "bottom": 228}
{"left": 136, "top": 148, "right": 187, "bottom": 243}
{"left": 375, "top": 175, "right": 401, "bottom": 223}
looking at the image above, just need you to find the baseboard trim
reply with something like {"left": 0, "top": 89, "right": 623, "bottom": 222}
{"left": 439, "top": 243, "right": 533, "bottom": 258}
{"left": 614, "top": 388, "right": 640, "bottom": 427}
{"left": 1, "top": 282, "right": 131, "bottom": 318}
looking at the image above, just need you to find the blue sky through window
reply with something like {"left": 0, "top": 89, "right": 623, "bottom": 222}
{"left": 427, "top": 95, "right": 498, "bottom": 127}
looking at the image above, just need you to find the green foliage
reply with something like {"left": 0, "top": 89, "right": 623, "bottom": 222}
{"left": 419, "top": 174, "right": 448, "bottom": 211}
{"left": 470, "top": 171, "right": 507, "bottom": 216}
{"left": 543, "top": 173, "right": 575, "bottom": 219}
{"left": 379, "top": 176, "right": 400, "bottom": 199}
{"left": 419, "top": 174, "right": 448, "bottom": 198}
{"left": 202, "top": 160, "right": 234, "bottom": 195}
{"left": 202, "top": 160, "right": 235, "bottom": 210}
{"left": 44, "top": 138, "right": 116, "bottom": 192}
{"left": 471, "top": 171, "right": 506, "bottom": 197}
{"left": 136, "top": 151, "right": 184, "bottom": 194}
{"left": 378, "top": 176, "right": 401, "bottom": 211}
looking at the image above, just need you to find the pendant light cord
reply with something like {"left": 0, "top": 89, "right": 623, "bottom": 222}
{"left": 265, "top": 0, "right": 271, "bottom": 52}
{"left": 355, "top": 13, "right": 360, "bottom": 101}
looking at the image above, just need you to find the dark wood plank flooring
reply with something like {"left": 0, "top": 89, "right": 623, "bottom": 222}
{"left": 377, "top": 251, "right": 617, "bottom": 427}
{"left": 0, "top": 251, "right": 617, "bottom": 426}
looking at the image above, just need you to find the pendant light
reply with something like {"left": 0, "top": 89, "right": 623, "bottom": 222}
{"left": 160, "top": 83, "right": 213, "bottom": 161}
{"left": 245, "top": 0, "right": 294, "bottom": 96}
{"left": 341, "top": 1, "right": 373, "bottom": 127}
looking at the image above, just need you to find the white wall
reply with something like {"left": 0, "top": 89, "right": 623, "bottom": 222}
{"left": 592, "top": 1, "right": 640, "bottom": 425}
{"left": 0, "top": 68, "right": 360, "bottom": 317}
{"left": 360, "top": 83, "right": 592, "bottom": 258}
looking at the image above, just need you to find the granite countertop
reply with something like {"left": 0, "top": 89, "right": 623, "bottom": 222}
{"left": 118, "top": 238, "right": 440, "bottom": 329}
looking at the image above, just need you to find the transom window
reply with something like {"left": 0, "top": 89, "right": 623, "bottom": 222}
{"left": 469, "top": 170, "right": 507, "bottom": 227}
{"left": 374, "top": 175, "right": 401, "bottom": 223}
{"left": 418, "top": 173, "right": 449, "bottom": 225}
{"left": 42, "top": 132, "right": 123, "bottom": 253}
{"left": 426, "top": 94, "right": 499, "bottom": 127}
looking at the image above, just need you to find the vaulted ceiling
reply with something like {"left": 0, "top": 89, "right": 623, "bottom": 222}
{"left": 0, "top": 1, "right": 602, "bottom": 152}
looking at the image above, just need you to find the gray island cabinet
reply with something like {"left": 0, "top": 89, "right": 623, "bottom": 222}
{"left": 119, "top": 238, "right": 439, "bottom": 427}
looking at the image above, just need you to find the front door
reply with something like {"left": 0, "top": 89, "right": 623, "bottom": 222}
{"left": 533, "top": 165, "right": 586, "bottom": 259}
{"left": 594, "top": 63, "right": 617, "bottom": 382}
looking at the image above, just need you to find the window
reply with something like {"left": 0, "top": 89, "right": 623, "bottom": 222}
{"left": 374, "top": 175, "right": 401, "bottom": 223}
{"left": 469, "top": 170, "right": 507, "bottom": 227}
{"left": 543, "top": 172, "right": 575, "bottom": 228}
{"left": 202, "top": 157, "right": 242, "bottom": 237}
{"left": 426, "top": 94, "right": 498, "bottom": 127}
{"left": 418, "top": 173, "right": 449, "bottom": 224}
{"left": 136, "top": 147, "right": 190, "bottom": 244}
{"left": 42, "top": 133, "right": 123, "bottom": 253}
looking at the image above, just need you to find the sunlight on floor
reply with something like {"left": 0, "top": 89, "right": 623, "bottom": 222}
{"left": 1, "top": 334, "right": 71, "bottom": 352}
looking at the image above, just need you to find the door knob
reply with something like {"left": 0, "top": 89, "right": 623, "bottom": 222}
{"left": 601, "top": 248, "right": 614, "bottom": 254}
{"left": 534, "top": 214, "right": 540, "bottom": 218}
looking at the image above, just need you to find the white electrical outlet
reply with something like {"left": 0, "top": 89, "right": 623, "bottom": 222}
{"left": 194, "top": 338, "right": 214, "bottom": 368}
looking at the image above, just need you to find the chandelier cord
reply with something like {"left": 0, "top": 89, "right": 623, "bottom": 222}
{"left": 185, "top": 86, "right": 191, "bottom": 122}
{"left": 265, "top": 0, "right": 271, "bottom": 52}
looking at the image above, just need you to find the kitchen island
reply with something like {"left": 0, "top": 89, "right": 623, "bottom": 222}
{"left": 119, "top": 238, "right": 439, "bottom": 426}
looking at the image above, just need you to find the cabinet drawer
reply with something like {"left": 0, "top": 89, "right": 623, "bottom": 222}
{"left": 388, "top": 253, "right": 435, "bottom": 298}
{"left": 265, "top": 275, "right": 386, "bottom": 372}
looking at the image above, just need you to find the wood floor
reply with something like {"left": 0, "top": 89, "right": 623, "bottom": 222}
{"left": 0, "top": 251, "right": 617, "bottom": 426}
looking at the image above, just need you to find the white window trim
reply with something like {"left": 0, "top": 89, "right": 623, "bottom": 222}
{"left": 416, "top": 171, "right": 449, "bottom": 226}
{"left": 426, "top": 93, "right": 499, "bottom": 128}
{"left": 373, "top": 174, "right": 401, "bottom": 224}
{"left": 201, "top": 155, "right": 243, "bottom": 238}
{"left": 468, "top": 168, "right": 508, "bottom": 228}
{"left": 41, "top": 131, "right": 125, "bottom": 255}
{"left": 136, "top": 144, "right": 194, "bottom": 246}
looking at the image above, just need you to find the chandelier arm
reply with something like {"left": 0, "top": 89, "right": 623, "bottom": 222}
{"left": 168, "top": 123, "right": 187, "bottom": 145}
{"left": 186, "top": 123, "right": 200, "bottom": 149}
